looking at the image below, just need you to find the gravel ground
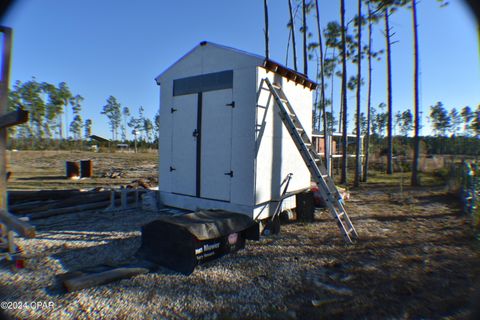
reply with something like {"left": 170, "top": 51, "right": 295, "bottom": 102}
{"left": 1, "top": 185, "right": 479, "bottom": 320}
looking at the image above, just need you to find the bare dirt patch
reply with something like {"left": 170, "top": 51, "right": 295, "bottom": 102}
{"left": 7, "top": 150, "right": 158, "bottom": 190}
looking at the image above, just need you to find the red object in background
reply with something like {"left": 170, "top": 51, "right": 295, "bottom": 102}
{"left": 15, "top": 259, "right": 25, "bottom": 269}
{"left": 310, "top": 182, "right": 325, "bottom": 207}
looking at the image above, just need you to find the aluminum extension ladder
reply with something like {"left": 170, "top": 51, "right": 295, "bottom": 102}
{"left": 262, "top": 77, "right": 358, "bottom": 243}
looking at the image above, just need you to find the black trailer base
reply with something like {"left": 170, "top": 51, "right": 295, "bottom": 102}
{"left": 136, "top": 210, "right": 258, "bottom": 275}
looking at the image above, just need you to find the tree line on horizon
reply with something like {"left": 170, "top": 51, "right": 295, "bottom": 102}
{"left": 8, "top": 73, "right": 480, "bottom": 155}
{"left": 264, "top": 0, "right": 479, "bottom": 187}
{"left": 7, "top": 78, "right": 160, "bottom": 148}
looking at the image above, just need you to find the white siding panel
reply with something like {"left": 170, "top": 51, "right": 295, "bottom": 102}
{"left": 171, "top": 94, "right": 198, "bottom": 196}
{"left": 255, "top": 68, "right": 313, "bottom": 207}
{"left": 230, "top": 68, "right": 256, "bottom": 207}
{"left": 201, "top": 89, "right": 233, "bottom": 201}
{"left": 158, "top": 81, "right": 173, "bottom": 193}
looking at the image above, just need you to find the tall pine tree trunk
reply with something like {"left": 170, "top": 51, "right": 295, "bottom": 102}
{"left": 354, "top": 0, "right": 363, "bottom": 187}
{"left": 363, "top": 3, "right": 373, "bottom": 182}
{"left": 302, "top": 0, "right": 308, "bottom": 75}
{"left": 385, "top": 7, "right": 393, "bottom": 174}
{"left": 340, "top": 0, "right": 348, "bottom": 184}
{"left": 288, "top": 0, "right": 298, "bottom": 71}
{"left": 411, "top": 0, "right": 420, "bottom": 186}
{"left": 264, "top": 0, "right": 269, "bottom": 59}
{"left": 314, "top": 0, "right": 329, "bottom": 173}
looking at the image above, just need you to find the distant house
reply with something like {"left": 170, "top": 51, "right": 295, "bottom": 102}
{"left": 116, "top": 143, "right": 130, "bottom": 151}
{"left": 89, "top": 135, "right": 110, "bottom": 150}
{"left": 89, "top": 135, "right": 110, "bottom": 143}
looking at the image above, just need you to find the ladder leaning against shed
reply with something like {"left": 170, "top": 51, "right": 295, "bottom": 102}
{"left": 262, "top": 77, "right": 359, "bottom": 244}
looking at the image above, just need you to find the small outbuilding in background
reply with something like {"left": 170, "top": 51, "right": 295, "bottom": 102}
{"left": 156, "top": 41, "right": 316, "bottom": 221}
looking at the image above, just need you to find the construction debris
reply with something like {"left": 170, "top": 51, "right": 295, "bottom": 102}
{"left": 101, "top": 169, "right": 125, "bottom": 179}
{"left": 8, "top": 188, "right": 146, "bottom": 220}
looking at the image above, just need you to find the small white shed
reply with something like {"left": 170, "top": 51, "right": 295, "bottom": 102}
{"left": 155, "top": 41, "right": 316, "bottom": 220}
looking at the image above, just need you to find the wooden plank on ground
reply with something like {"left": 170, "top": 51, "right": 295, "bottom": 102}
{"left": 63, "top": 267, "right": 149, "bottom": 292}
{"left": 12, "top": 192, "right": 111, "bottom": 215}
{"left": 0, "top": 209, "right": 35, "bottom": 238}
{"left": 8, "top": 190, "right": 88, "bottom": 203}
{"left": 28, "top": 195, "right": 136, "bottom": 220}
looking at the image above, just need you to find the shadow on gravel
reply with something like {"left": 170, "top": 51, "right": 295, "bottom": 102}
{"left": 353, "top": 211, "right": 456, "bottom": 222}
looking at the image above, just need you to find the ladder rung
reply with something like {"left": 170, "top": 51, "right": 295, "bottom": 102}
{"left": 263, "top": 77, "right": 357, "bottom": 244}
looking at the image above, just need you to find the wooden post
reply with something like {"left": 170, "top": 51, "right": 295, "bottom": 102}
{"left": 0, "top": 26, "right": 12, "bottom": 212}
{"left": 0, "top": 28, "right": 34, "bottom": 246}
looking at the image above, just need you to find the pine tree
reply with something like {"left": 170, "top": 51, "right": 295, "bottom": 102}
{"left": 57, "top": 82, "right": 73, "bottom": 139}
{"left": 288, "top": 0, "right": 298, "bottom": 71}
{"left": 122, "top": 106, "right": 130, "bottom": 141}
{"left": 84, "top": 119, "right": 92, "bottom": 140}
{"left": 449, "top": 108, "right": 462, "bottom": 136}
{"left": 429, "top": 102, "right": 451, "bottom": 136}
{"left": 411, "top": 0, "right": 421, "bottom": 185}
{"left": 69, "top": 115, "right": 83, "bottom": 140}
{"left": 354, "top": 0, "right": 363, "bottom": 187}
{"left": 461, "top": 106, "right": 474, "bottom": 135}
{"left": 101, "top": 96, "right": 122, "bottom": 141}
{"left": 340, "top": 0, "right": 349, "bottom": 184}
{"left": 154, "top": 111, "right": 161, "bottom": 133}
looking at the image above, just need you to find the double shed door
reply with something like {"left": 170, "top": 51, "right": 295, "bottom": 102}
{"left": 171, "top": 89, "right": 233, "bottom": 202}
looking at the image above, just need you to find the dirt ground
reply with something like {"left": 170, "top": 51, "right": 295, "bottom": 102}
{"left": 1, "top": 151, "right": 479, "bottom": 319}
{"left": 6, "top": 150, "right": 158, "bottom": 190}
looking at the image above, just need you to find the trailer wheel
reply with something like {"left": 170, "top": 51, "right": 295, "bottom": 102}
{"left": 261, "top": 216, "right": 281, "bottom": 235}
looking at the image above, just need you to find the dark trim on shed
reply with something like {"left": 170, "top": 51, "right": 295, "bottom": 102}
{"left": 173, "top": 70, "right": 233, "bottom": 96}
{"left": 263, "top": 59, "right": 317, "bottom": 90}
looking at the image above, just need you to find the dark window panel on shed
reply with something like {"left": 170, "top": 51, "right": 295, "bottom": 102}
{"left": 173, "top": 70, "right": 233, "bottom": 96}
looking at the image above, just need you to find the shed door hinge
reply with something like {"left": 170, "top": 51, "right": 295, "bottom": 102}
{"left": 224, "top": 170, "right": 234, "bottom": 177}
{"left": 169, "top": 166, "right": 176, "bottom": 172}
{"left": 171, "top": 107, "right": 177, "bottom": 113}
{"left": 225, "top": 101, "right": 235, "bottom": 108}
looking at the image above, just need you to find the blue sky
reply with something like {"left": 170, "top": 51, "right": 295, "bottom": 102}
{"left": 2, "top": 0, "right": 479, "bottom": 139}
